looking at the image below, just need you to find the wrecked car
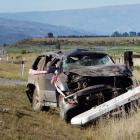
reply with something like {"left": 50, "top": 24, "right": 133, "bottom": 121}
{"left": 26, "top": 49, "right": 133, "bottom": 122}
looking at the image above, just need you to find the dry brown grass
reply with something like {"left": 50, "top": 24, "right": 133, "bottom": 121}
{"left": 0, "top": 85, "right": 140, "bottom": 140}
{"left": 0, "top": 53, "right": 36, "bottom": 80}
{"left": 21, "top": 36, "right": 140, "bottom": 47}
{"left": 31, "top": 36, "right": 140, "bottom": 43}
{"left": 0, "top": 62, "right": 21, "bottom": 80}
{"left": 85, "top": 113, "right": 140, "bottom": 140}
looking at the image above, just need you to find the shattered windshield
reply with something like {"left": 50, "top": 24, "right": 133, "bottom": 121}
{"left": 63, "top": 54, "right": 114, "bottom": 71}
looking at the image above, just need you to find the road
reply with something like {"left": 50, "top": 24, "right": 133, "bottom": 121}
{"left": 0, "top": 78, "right": 26, "bottom": 86}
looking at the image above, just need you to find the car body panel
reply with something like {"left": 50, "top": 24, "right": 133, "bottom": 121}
{"left": 26, "top": 49, "right": 133, "bottom": 110}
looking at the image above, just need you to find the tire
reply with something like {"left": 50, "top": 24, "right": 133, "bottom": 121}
{"left": 32, "top": 89, "right": 42, "bottom": 112}
{"left": 26, "top": 87, "right": 34, "bottom": 103}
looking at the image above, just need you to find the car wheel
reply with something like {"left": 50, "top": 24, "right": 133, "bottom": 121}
{"left": 32, "top": 89, "right": 42, "bottom": 112}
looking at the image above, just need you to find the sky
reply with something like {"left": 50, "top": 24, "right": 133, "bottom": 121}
{"left": 0, "top": 0, "right": 140, "bottom": 13}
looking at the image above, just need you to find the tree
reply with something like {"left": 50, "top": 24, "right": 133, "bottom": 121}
{"left": 122, "top": 32, "right": 129, "bottom": 37}
{"left": 137, "top": 32, "right": 140, "bottom": 36}
{"left": 3, "top": 43, "right": 7, "bottom": 47}
{"left": 111, "top": 31, "right": 121, "bottom": 37}
{"left": 48, "top": 32, "right": 54, "bottom": 38}
{"left": 129, "top": 32, "right": 137, "bottom": 37}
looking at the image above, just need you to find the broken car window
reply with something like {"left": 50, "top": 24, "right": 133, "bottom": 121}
{"left": 63, "top": 54, "right": 114, "bottom": 71}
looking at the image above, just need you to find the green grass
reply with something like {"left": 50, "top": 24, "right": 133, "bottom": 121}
{"left": 0, "top": 85, "right": 140, "bottom": 140}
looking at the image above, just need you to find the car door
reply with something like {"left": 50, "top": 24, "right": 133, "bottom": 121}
{"left": 37, "top": 56, "right": 57, "bottom": 103}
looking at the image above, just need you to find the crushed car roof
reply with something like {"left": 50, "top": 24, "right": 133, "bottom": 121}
{"left": 40, "top": 49, "right": 108, "bottom": 59}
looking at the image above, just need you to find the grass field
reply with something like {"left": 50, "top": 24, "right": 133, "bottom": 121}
{"left": 0, "top": 53, "right": 36, "bottom": 80}
{"left": 17, "top": 36, "right": 140, "bottom": 47}
{"left": 5, "top": 36, "right": 140, "bottom": 55}
{"left": 0, "top": 37, "right": 140, "bottom": 140}
{"left": 2, "top": 36, "right": 140, "bottom": 81}
{"left": 0, "top": 85, "right": 140, "bottom": 140}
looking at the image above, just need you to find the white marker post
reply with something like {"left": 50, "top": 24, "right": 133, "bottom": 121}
{"left": 6, "top": 54, "right": 9, "bottom": 61}
{"left": 20, "top": 57, "right": 25, "bottom": 78}
{"left": 71, "top": 86, "right": 140, "bottom": 125}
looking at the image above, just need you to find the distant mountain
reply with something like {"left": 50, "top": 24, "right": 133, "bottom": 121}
{"left": 0, "top": 18, "right": 85, "bottom": 44}
{"left": 0, "top": 4, "right": 140, "bottom": 35}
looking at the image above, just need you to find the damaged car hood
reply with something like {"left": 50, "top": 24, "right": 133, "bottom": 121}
{"left": 69, "top": 64, "right": 132, "bottom": 77}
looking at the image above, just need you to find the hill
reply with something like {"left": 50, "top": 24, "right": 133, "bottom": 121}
{"left": 0, "top": 18, "right": 84, "bottom": 44}
{"left": 0, "top": 4, "right": 140, "bottom": 35}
